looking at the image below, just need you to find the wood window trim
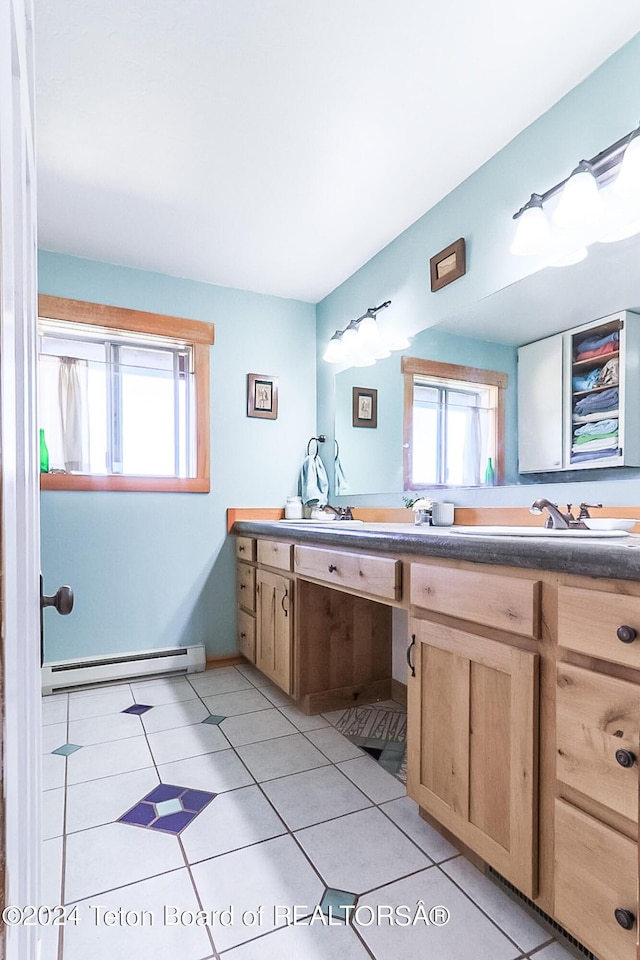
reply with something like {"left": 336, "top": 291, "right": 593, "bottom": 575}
{"left": 38, "top": 295, "right": 214, "bottom": 493}
{"left": 402, "top": 355, "right": 507, "bottom": 490}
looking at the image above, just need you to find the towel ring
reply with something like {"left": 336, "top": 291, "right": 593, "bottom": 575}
{"left": 307, "top": 434, "right": 326, "bottom": 456}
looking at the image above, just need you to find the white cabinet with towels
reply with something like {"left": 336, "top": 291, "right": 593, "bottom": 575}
{"left": 518, "top": 310, "right": 640, "bottom": 473}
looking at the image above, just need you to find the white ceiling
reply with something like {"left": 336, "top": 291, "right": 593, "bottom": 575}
{"left": 34, "top": 1, "right": 640, "bottom": 303}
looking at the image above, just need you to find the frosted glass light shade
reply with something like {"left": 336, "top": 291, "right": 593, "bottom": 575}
{"left": 552, "top": 166, "right": 603, "bottom": 229}
{"left": 510, "top": 204, "right": 552, "bottom": 256}
{"left": 323, "top": 331, "right": 346, "bottom": 363}
{"left": 613, "top": 136, "right": 640, "bottom": 198}
{"left": 599, "top": 218, "right": 640, "bottom": 243}
{"left": 358, "top": 316, "right": 391, "bottom": 359}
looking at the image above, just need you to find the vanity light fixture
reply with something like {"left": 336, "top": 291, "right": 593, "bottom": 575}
{"left": 510, "top": 122, "right": 640, "bottom": 266}
{"left": 323, "top": 300, "right": 410, "bottom": 366}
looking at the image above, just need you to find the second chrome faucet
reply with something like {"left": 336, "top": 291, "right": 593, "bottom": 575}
{"left": 529, "top": 499, "right": 602, "bottom": 529}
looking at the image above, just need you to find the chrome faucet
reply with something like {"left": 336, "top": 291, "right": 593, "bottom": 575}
{"left": 529, "top": 499, "right": 582, "bottom": 529}
{"left": 321, "top": 504, "right": 354, "bottom": 520}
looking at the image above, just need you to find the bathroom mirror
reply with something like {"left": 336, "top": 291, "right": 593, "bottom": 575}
{"left": 333, "top": 231, "right": 640, "bottom": 497}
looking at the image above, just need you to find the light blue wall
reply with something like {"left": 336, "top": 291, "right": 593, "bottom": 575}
{"left": 40, "top": 252, "right": 316, "bottom": 661}
{"left": 316, "top": 32, "right": 640, "bottom": 507}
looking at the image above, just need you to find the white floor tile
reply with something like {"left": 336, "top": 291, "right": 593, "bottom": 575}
{"left": 258, "top": 683, "right": 293, "bottom": 707}
{"left": 42, "top": 753, "right": 67, "bottom": 791}
{"left": 42, "top": 836, "right": 64, "bottom": 904}
{"left": 66, "top": 736, "right": 154, "bottom": 785}
{"left": 379, "top": 796, "right": 458, "bottom": 862}
{"left": 64, "top": 821, "right": 184, "bottom": 903}
{"left": 200, "top": 687, "right": 273, "bottom": 717}
{"left": 157, "top": 748, "right": 254, "bottom": 794}
{"left": 147, "top": 722, "right": 229, "bottom": 765}
{"left": 337, "top": 755, "right": 406, "bottom": 804}
{"left": 42, "top": 787, "right": 65, "bottom": 840}
{"left": 304, "top": 726, "right": 365, "bottom": 763}
{"left": 224, "top": 918, "right": 372, "bottom": 959}
{"left": 68, "top": 712, "right": 143, "bottom": 746}
{"left": 66, "top": 768, "right": 160, "bottom": 834}
{"left": 129, "top": 677, "right": 199, "bottom": 706}
{"left": 277, "top": 704, "right": 330, "bottom": 732}
{"left": 442, "top": 857, "right": 549, "bottom": 952}
{"left": 358, "top": 868, "right": 521, "bottom": 960}
{"left": 181, "top": 784, "right": 286, "bottom": 863}
{"left": 42, "top": 723, "right": 69, "bottom": 753}
{"left": 61, "top": 869, "right": 212, "bottom": 960}
{"left": 295, "top": 807, "right": 430, "bottom": 892}
{"left": 262, "top": 765, "right": 372, "bottom": 831}
{"left": 42, "top": 697, "right": 68, "bottom": 726}
{"left": 140, "top": 698, "right": 209, "bottom": 734}
{"left": 188, "top": 670, "right": 253, "bottom": 697}
{"left": 68, "top": 688, "right": 135, "bottom": 721}
{"left": 236, "top": 733, "right": 330, "bottom": 782}
{"left": 234, "top": 663, "right": 273, "bottom": 687}
{"left": 220, "top": 708, "right": 298, "bottom": 747}
{"left": 190, "top": 835, "right": 324, "bottom": 952}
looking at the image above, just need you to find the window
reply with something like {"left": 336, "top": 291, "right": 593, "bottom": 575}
{"left": 403, "top": 357, "right": 506, "bottom": 488}
{"left": 38, "top": 296, "right": 214, "bottom": 492}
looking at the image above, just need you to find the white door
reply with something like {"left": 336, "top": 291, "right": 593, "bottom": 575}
{"left": 0, "top": 1, "right": 43, "bottom": 959}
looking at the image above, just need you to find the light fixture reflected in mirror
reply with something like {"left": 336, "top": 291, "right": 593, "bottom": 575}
{"left": 322, "top": 300, "right": 410, "bottom": 365}
{"left": 511, "top": 122, "right": 640, "bottom": 266}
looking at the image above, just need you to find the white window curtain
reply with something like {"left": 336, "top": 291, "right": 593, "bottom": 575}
{"left": 39, "top": 355, "right": 89, "bottom": 472}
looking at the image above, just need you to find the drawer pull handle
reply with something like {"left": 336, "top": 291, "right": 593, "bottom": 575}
{"left": 328, "top": 564, "right": 338, "bottom": 572}
{"left": 617, "top": 625, "right": 637, "bottom": 644}
{"left": 615, "top": 749, "right": 636, "bottom": 768}
{"left": 240, "top": 583, "right": 246, "bottom": 590}
{"left": 240, "top": 631, "right": 246, "bottom": 639}
{"left": 614, "top": 908, "right": 636, "bottom": 931}
{"left": 407, "top": 634, "right": 416, "bottom": 678}
{"left": 238, "top": 545, "right": 245, "bottom": 552}
{"left": 281, "top": 590, "right": 289, "bottom": 617}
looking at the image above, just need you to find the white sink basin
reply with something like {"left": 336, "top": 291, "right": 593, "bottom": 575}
{"left": 278, "top": 519, "right": 364, "bottom": 528}
{"left": 450, "top": 526, "right": 630, "bottom": 539}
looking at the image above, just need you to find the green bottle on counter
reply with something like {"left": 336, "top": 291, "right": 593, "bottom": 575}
{"left": 484, "top": 457, "right": 495, "bottom": 485}
{"left": 39, "top": 428, "right": 49, "bottom": 473}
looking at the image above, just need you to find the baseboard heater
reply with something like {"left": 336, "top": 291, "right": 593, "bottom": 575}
{"left": 41, "top": 644, "right": 206, "bottom": 695}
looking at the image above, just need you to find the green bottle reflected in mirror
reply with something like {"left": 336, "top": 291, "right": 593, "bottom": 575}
{"left": 39, "top": 428, "right": 49, "bottom": 473}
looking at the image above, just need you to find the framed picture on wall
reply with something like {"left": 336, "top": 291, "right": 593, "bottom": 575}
{"left": 352, "top": 387, "right": 377, "bottom": 428}
{"left": 247, "top": 373, "right": 279, "bottom": 419}
{"left": 430, "top": 237, "right": 466, "bottom": 292}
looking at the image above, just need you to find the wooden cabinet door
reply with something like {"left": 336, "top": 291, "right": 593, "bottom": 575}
{"left": 407, "top": 618, "right": 539, "bottom": 898}
{"left": 256, "top": 569, "right": 292, "bottom": 694}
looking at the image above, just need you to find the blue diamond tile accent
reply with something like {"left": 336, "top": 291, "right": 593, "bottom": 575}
{"left": 122, "top": 703, "right": 153, "bottom": 715}
{"left": 319, "top": 888, "right": 358, "bottom": 921}
{"left": 118, "top": 784, "right": 216, "bottom": 835}
{"left": 156, "top": 798, "right": 183, "bottom": 817}
{"left": 202, "top": 714, "right": 225, "bottom": 725}
{"left": 52, "top": 743, "right": 83, "bottom": 756}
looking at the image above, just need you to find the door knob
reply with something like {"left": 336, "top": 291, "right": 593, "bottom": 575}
{"left": 41, "top": 585, "right": 74, "bottom": 615}
{"left": 616, "top": 625, "right": 637, "bottom": 644}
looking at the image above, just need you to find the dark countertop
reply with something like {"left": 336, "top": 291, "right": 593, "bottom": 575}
{"left": 231, "top": 520, "right": 640, "bottom": 582}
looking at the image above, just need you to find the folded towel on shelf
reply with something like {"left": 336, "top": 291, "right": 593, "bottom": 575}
{"left": 570, "top": 446, "right": 619, "bottom": 463}
{"left": 573, "top": 408, "right": 619, "bottom": 423}
{"left": 571, "top": 435, "right": 618, "bottom": 453}
{"left": 574, "top": 330, "right": 619, "bottom": 358}
{"left": 573, "top": 386, "right": 619, "bottom": 417}
{"left": 598, "top": 356, "right": 619, "bottom": 386}
{"left": 572, "top": 367, "right": 601, "bottom": 392}
{"left": 573, "top": 418, "right": 618, "bottom": 438}
{"left": 298, "top": 454, "right": 329, "bottom": 506}
{"left": 576, "top": 343, "right": 619, "bottom": 362}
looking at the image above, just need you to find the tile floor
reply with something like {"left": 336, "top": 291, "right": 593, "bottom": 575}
{"left": 40, "top": 664, "right": 577, "bottom": 960}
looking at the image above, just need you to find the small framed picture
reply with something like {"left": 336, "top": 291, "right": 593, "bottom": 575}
{"left": 352, "top": 387, "right": 377, "bottom": 428}
{"left": 430, "top": 237, "right": 466, "bottom": 292}
{"left": 247, "top": 373, "right": 279, "bottom": 419}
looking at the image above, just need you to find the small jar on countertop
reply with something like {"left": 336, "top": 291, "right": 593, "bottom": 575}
{"left": 285, "top": 496, "right": 303, "bottom": 519}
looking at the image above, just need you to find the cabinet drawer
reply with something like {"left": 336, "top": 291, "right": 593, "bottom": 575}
{"left": 411, "top": 563, "right": 540, "bottom": 638}
{"left": 235, "top": 536, "right": 256, "bottom": 561}
{"left": 237, "top": 608, "right": 256, "bottom": 663}
{"left": 257, "top": 539, "right": 293, "bottom": 571}
{"left": 558, "top": 584, "right": 640, "bottom": 667}
{"left": 556, "top": 663, "right": 639, "bottom": 822}
{"left": 236, "top": 563, "right": 255, "bottom": 612}
{"left": 554, "top": 800, "right": 637, "bottom": 960}
{"left": 294, "top": 545, "right": 401, "bottom": 601}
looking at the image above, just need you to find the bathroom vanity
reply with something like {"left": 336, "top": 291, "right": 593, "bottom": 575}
{"left": 232, "top": 518, "right": 640, "bottom": 960}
